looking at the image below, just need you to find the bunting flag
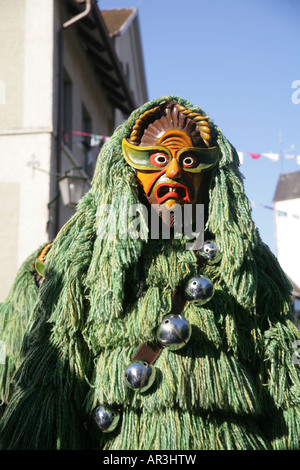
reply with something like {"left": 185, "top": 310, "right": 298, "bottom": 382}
{"left": 262, "top": 152, "right": 280, "bottom": 162}
{"left": 247, "top": 152, "right": 261, "bottom": 159}
{"left": 69, "top": 130, "right": 111, "bottom": 161}
{"left": 237, "top": 152, "right": 244, "bottom": 165}
{"left": 238, "top": 151, "right": 300, "bottom": 165}
{"left": 72, "top": 130, "right": 110, "bottom": 145}
{"left": 70, "top": 131, "right": 300, "bottom": 166}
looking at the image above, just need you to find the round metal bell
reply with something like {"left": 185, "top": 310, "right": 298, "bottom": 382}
{"left": 94, "top": 405, "right": 120, "bottom": 433}
{"left": 125, "top": 360, "right": 156, "bottom": 392}
{"left": 198, "top": 240, "right": 221, "bottom": 263}
{"left": 185, "top": 275, "right": 215, "bottom": 305}
{"left": 157, "top": 314, "right": 191, "bottom": 350}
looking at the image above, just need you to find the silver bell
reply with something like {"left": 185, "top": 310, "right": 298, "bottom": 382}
{"left": 94, "top": 405, "right": 120, "bottom": 433}
{"left": 185, "top": 275, "right": 215, "bottom": 305}
{"left": 157, "top": 314, "right": 191, "bottom": 350}
{"left": 198, "top": 240, "right": 221, "bottom": 263}
{"left": 125, "top": 360, "right": 156, "bottom": 392}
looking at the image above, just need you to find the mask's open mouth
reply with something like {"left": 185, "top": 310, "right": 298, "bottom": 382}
{"left": 155, "top": 183, "right": 192, "bottom": 204}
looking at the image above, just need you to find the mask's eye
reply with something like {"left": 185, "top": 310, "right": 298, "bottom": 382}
{"left": 181, "top": 153, "right": 197, "bottom": 168}
{"left": 150, "top": 152, "right": 169, "bottom": 167}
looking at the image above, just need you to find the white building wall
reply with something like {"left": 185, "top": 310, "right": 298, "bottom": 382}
{"left": 0, "top": 0, "right": 54, "bottom": 301}
{"left": 274, "top": 197, "right": 300, "bottom": 288}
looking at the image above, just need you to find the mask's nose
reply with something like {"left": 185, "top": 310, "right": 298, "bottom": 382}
{"left": 165, "top": 158, "right": 182, "bottom": 179}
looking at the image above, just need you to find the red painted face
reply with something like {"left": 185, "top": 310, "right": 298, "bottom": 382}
{"left": 136, "top": 130, "right": 204, "bottom": 208}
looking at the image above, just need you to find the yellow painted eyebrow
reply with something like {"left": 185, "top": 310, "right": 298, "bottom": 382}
{"left": 122, "top": 138, "right": 219, "bottom": 172}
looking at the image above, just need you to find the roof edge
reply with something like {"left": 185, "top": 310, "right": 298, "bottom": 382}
{"left": 273, "top": 170, "right": 300, "bottom": 203}
{"left": 102, "top": 7, "right": 138, "bottom": 37}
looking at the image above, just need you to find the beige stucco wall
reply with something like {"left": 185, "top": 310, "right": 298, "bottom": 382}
{"left": 0, "top": 3, "right": 26, "bottom": 130}
{"left": 0, "top": 1, "right": 54, "bottom": 130}
{"left": 0, "top": 0, "right": 54, "bottom": 301}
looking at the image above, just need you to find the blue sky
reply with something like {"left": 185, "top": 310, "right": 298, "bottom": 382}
{"left": 99, "top": 0, "right": 300, "bottom": 254}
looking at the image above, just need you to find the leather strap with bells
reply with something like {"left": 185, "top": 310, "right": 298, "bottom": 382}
{"left": 130, "top": 243, "right": 208, "bottom": 365}
{"left": 130, "top": 287, "right": 188, "bottom": 365}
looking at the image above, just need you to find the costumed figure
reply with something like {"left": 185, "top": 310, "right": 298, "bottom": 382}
{"left": 0, "top": 96, "right": 299, "bottom": 450}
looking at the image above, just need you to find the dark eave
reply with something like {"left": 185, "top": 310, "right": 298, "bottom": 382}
{"left": 65, "top": 0, "right": 136, "bottom": 115}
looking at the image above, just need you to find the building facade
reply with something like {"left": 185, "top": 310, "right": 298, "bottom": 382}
{"left": 0, "top": 0, "right": 148, "bottom": 301}
{"left": 273, "top": 171, "right": 300, "bottom": 328}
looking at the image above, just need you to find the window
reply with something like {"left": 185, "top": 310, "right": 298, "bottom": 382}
{"left": 63, "top": 70, "right": 72, "bottom": 149}
{"left": 125, "top": 62, "right": 130, "bottom": 86}
{"left": 82, "top": 104, "right": 93, "bottom": 178}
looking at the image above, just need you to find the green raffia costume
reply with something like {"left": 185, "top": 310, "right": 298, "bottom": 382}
{"left": 0, "top": 247, "right": 41, "bottom": 416}
{"left": 0, "top": 96, "right": 299, "bottom": 450}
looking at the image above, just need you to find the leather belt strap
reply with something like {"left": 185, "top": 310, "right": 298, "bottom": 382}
{"left": 131, "top": 247, "right": 204, "bottom": 365}
{"left": 130, "top": 286, "right": 187, "bottom": 365}
{"left": 130, "top": 342, "right": 162, "bottom": 365}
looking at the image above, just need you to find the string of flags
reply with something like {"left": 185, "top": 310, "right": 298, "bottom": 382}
{"left": 251, "top": 201, "right": 300, "bottom": 220}
{"left": 71, "top": 130, "right": 110, "bottom": 147}
{"left": 61, "top": 131, "right": 111, "bottom": 169}
{"left": 68, "top": 130, "right": 300, "bottom": 168}
{"left": 62, "top": 130, "right": 300, "bottom": 222}
{"left": 69, "top": 130, "right": 300, "bottom": 161}
{"left": 238, "top": 151, "right": 300, "bottom": 165}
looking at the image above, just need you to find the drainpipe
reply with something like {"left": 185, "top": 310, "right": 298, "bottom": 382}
{"left": 63, "top": 0, "right": 92, "bottom": 29}
{"left": 54, "top": 0, "right": 92, "bottom": 237}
